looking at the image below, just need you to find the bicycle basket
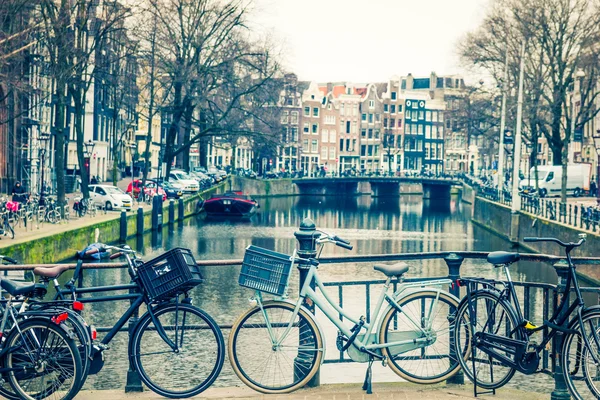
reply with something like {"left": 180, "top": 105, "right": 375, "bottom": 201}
{"left": 137, "top": 248, "right": 203, "bottom": 302}
{"left": 239, "top": 245, "right": 293, "bottom": 296}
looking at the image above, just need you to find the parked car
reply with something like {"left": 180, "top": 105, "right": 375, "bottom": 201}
{"left": 154, "top": 179, "right": 184, "bottom": 199}
{"left": 207, "top": 166, "right": 227, "bottom": 182}
{"left": 89, "top": 185, "right": 133, "bottom": 211}
{"left": 237, "top": 168, "right": 257, "bottom": 179}
{"left": 169, "top": 170, "right": 200, "bottom": 192}
{"left": 188, "top": 171, "right": 213, "bottom": 189}
{"left": 126, "top": 179, "right": 167, "bottom": 201}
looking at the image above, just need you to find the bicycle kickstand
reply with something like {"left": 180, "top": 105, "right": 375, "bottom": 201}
{"left": 362, "top": 357, "right": 374, "bottom": 395}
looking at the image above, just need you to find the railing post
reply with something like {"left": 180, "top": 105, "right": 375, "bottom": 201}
{"left": 551, "top": 260, "right": 570, "bottom": 400}
{"left": 125, "top": 285, "right": 143, "bottom": 393}
{"left": 293, "top": 218, "right": 319, "bottom": 388}
{"left": 178, "top": 198, "right": 185, "bottom": 221}
{"left": 168, "top": 200, "right": 175, "bottom": 226}
{"left": 444, "top": 253, "right": 464, "bottom": 385}
{"left": 151, "top": 195, "right": 162, "bottom": 231}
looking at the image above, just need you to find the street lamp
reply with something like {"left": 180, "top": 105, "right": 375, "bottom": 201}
{"left": 38, "top": 133, "right": 50, "bottom": 206}
{"left": 569, "top": 69, "right": 586, "bottom": 163}
{"left": 83, "top": 140, "right": 95, "bottom": 183}
{"left": 592, "top": 130, "right": 600, "bottom": 206}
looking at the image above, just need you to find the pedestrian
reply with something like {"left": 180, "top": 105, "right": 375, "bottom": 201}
{"left": 591, "top": 179, "right": 597, "bottom": 197}
{"left": 11, "top": 181, "right": 26, "bottom": 203}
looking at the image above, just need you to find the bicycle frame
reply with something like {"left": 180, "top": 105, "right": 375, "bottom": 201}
{"left": 257, "top": 262, "right": 453, "bottom": 358}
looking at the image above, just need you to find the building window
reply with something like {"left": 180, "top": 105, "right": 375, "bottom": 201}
{"left": 426, "top": 111, "right": 431, "bottom": 121}
{"left": 330, "top": 147, "right": 336, "bottom": 160}
{"left": 384, "top": 104, "right": 389, "bottom": 113}
{"left": 368, "top": 114, "right": 373, "bottom": 123}
{"left": 368, "top": 145, "right": 373, "bottom": 156}
{"left": 346, "top": 121, "right": 351, "bottom": 133}
{"left": 329, "top": 130, "right": 336, "bottom": 143}
{"left": 418, "top": 125, "right": 424, "bottom": 134}
{"left": 322, "top": 147, "right": 328, "bottom": 160}
{"left": 384, "top": 118, "right": 388, "bottom": 128}
{"left": 361, "top": 113, "right": 367, "bottom": 121}
{"left": 398, "top": 104, "right": 403, "bottom": 112}
{"left": 312, "top": 123, "right": 319, "bottom": 134}
{"left": 419, "top": 111, "right": 424, "bottom": 120}
{"left": 391, "top": 104, "right": 396, "bottom": 114}
{"left": 303, "top": 139, "right": 309, "bottom": 152}
{"left": 340, "top": 139, "right": 344, "bottom": 151}
{"left": 375, "top": 130, "right": 380, "bottom": 139}
{"left": 369, "top": 100, "right": 374, "bottom": 109}
{"left": 368, "top": 129, "right": 373, "bottom": 139}
{"left": 390, "top": 118, "right": 395, "bottom": 128}
{"left": 303, "top": 122, "right": 310, "bottom": 133}
{"left": 280, "top": 111, "right": 289, "bottom": 124}
{"left": 352, "top": 122, "right": 357, "bottom": 134}
{"left": 325, "top": 115, "right": 336, "bottom": 125}
{"left": 361, "top": 145, "right": 366, "bottom": 156}
{"left": 425, "top": 125, "right": 431, "bottom": 138}
{"left": 311, "top": 140, "right": 318, "bottom": 153}
{"left": 291, "top": 111, "right": 299, "bottom": 124}
{"left": 406, "top": 110, "right": 411, "bottom": 120}
{"left": 391, "top": 92, "right": 397, "bottom": 100}
{"left": 291, "top": 127, "right": 298, "bottom": 142}
{"left": 304, "top": 106, "right": 310, "bottom": 116}
{"left": 361, "top": 129, "right": 366, "bottom": 138}
{"left": 313, "top": 107, "right": 319, "bottom": 117}
{"left": 322, "top": 129, "right": 329, "bottom": 143}
{"left": 375, "top": 114, "right": 381, "bottom": 122}
{"left": 374, "top": 145, "right": 379, "bottom": 156}
{"left": 341, "top": 103, "right": 345, "bottom": 115}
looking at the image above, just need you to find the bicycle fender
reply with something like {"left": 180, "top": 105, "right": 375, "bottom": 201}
{"left": 383, "top": 288, "right": 461, "bottom": 320}
{"left": 263, "top": 299, "right": 327, "bottom": 365}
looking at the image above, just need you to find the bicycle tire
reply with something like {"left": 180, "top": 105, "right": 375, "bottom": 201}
{"left": 379, "top": 290, "right": 468, "bottom": 383}
{"left": 130, "top": 302, "right": 225, "bottom": 398}
{"left": 562, "top": 308, "right": 600, "bottom": 399}
{"left": 228, "top": 301, "right": 323, "bottom": 394}
{"left": 5, "top": 317, "right": 83, "bottom": 400}
{"left": 454, "top": 289, "right": 521, "bottom": 390}
{"left": 4, "top": 221, "right": 14, "bottom": 239}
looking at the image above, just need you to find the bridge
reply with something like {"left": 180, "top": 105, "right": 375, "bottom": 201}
{"left": 291, "top": 176, "right": 461, "bottom": 198}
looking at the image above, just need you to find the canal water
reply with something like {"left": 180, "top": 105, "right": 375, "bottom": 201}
{"left": 80, "top": 194, "right": 561, "bottom": 393}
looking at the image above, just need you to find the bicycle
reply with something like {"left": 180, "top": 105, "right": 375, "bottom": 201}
{"left": 453, "top": 234, "right": 598, "bottom": 399}
{"left": 0, "top": 210, "right": 14, "bottom": 239}
{"left": 0, "top": 277, "right": 84, "bottom": 400}
{"left": 34, "top": 244, "right": 225, "bottom": 398}
{"left": 228, "top": 229, "right": 467, "bottom": 394}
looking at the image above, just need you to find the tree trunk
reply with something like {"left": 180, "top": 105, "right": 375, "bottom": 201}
{"left": 142, "top": 25, "right": 157, "bottom": 189}
{"left": 561, "top": 143, "right": 568, "bottom": 203}
{"left": 182, "top": 105, "right": 192, "bottom": 172}
{"left": 164, "top": 83, "right": 183, "bottom": 178}
{"left": 72, "top": 88, "right": 90, "bottom": 199}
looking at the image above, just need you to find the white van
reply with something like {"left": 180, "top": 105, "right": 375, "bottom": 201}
{"left": 519, "top": 164, "right": 591, "bottom": 197}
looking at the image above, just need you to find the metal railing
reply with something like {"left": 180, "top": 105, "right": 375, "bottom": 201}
{"left": 521, "top": 195, "right": 600, "bottom": 232}
{"left": 1, "top": 249, "right": 598, "bottom": 397}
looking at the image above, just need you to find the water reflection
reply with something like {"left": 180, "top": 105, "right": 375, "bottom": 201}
{"left": 77, "top": 194, "right": 576, "bottom": 392}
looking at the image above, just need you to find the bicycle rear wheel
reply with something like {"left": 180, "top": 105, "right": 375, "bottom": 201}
{"left": 454, "top": 290, "right": 521, "bottom": 390}
{"left": 562, "top": 309, "right": 600, "bottom": 399}
{"left": 228, "top": 301, "right": 323, "bottom": 394}
{"left": 5, "top": 317, "right": 83, "bottom": 400}
{"left": 130, "top": 302, "right": 225, "bottom": 398}
{"left": 379, "top": 290, "right": 468, "bottom": 383}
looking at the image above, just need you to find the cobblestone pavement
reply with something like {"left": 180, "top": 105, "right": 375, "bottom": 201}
{"left": 76, "top": 383, "right": 548, "bottom": 399}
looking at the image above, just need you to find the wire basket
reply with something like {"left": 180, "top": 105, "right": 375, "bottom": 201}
{"left": 239, "top": 245, "right": 293, "bottom": 296}
{"left": 137, "top": 248, "right": 203, "bottom": 302}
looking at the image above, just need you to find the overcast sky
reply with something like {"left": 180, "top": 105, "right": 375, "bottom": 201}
{"left": 249, "top": 0, "right": 491, "bottom": 84}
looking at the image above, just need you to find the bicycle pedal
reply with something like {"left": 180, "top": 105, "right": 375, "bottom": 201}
{"left": 381, "top": 356, "right": 387, "bottom": 367}
{"left": 336, "top": 332, "right": 348, "bottom": 351}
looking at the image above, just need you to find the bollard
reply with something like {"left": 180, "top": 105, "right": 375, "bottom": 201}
{"left": 125, "top": 286, "right": 143, "bottom": 393}
{"left": 136, "top": 207, "right": 144, "bottom": 236}
{"left": 168, "top": 200, "right": 175, "bottom": 226}
{"left": 550, "top": 260, "right": 571, "bottom": 400}
{"left": 178, "top": 198, "right": 184, "bottom": 221}
{"left": 444, "top": 253, "right": 465, "bottom": 385}
{"left": 151, "top": 195, "right": 162, "bottom": 231}
{"left": 119, "top": 210, "right": 127, "bottom": 243}
{"left": 293, "top": 218, "right": 320, "bottom": 388}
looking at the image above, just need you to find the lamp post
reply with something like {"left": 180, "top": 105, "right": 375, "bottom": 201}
{"left": 38, "top": 133, "right": 50, "bottom": 206}
{"left": 569, "top": 69, "right": 586, "bottom": 164}
{"left": 84, "top": 139, "right": 96, "bottom": 183}
{"left": 592, "top": 130, "right": 600, "bottom": 206}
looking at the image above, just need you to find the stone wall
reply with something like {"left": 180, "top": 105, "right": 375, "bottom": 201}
{"left": 229, "top": 176, "right": 299, "bottom": 197}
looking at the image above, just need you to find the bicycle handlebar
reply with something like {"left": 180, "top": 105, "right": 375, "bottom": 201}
{"left": 315, "top": 230, "right": 353, "bottom": 251}
{"left": 523, "top": 236, "right": 586, "bottom": 248}
{"left": 0, "top": 255, "right": 18, "bottom": 264}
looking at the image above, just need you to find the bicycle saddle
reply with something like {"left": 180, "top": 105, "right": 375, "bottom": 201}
{"left": 374, "top": 262, "right": 409, "bottom": 277}
{"left": 1, "top": 279, "right": 46, "bottom": 297}
{"left": 487, "top": 251, "right": 520, "bottom": 266}
{"left": 33, "top": 264, "right": 70, "bottom": 279}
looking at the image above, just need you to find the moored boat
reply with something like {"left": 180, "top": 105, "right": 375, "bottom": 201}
{"left": 197, "top": 191, "right": 259, "bottom": 218}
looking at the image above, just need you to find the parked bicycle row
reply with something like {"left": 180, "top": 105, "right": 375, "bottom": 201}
{"left": 0, "top": 231, "right": 596, "bottom": 399}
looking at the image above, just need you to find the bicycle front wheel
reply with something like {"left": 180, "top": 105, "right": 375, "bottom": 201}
{"left": 228, "top": 301, "right": 324, "bottom": 394}
{"left": 454, "top": 289, "right": 521, "bottom": 390}
{"left": 6, "top": 318, "right": 83, "bottom": 400}
{"left": 131, "top": 303, "right": 225, "bottom": 398}
{"left": 379, "top": 290, "right": 467, "bottom": 383}
{"left": 562, "top": 309, "right": 600, "bottom": 399}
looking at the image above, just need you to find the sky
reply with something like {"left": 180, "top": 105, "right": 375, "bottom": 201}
{"left": 248, "top": 0, "right": 491, "bottom": 84}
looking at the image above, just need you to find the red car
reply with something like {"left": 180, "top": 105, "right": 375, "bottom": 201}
{"left": 126, "top": 179, "right": 167, "bottom": 201}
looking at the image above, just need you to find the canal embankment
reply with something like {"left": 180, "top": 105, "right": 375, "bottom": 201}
{"left": 0, "top": 182, "right": 228, "bottom": 264}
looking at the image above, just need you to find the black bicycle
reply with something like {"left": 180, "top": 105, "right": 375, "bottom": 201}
{"left": 33, "top": 245, "right": 225, "bottom": 399}
{"left": 453, "top": 234, "right": 600, "bottom": 399}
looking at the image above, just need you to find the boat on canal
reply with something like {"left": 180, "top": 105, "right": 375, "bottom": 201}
{"left": 197, "top": 191, "right": 259, "bottom": 219}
